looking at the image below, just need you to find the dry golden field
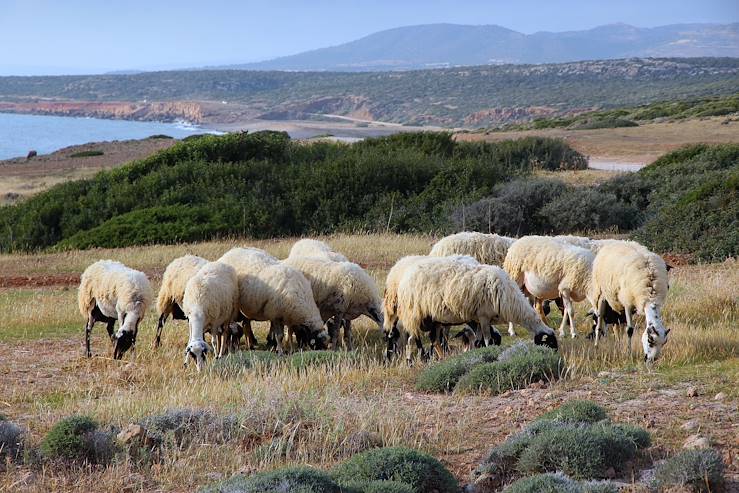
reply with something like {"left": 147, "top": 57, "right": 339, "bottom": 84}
{"left": 0, "top": 234, "right": 737, "bottom": 492}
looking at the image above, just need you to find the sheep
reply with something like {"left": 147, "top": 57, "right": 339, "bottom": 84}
{"left": 287, "top": 238, "right": 349, "bottom": 262}
{"left": 590, "top": 241, "right": 670, "bottom": 363}
{"left": 155, "top": 255, "right": 208, "bottom": 348}
{"left": 78, "top": 260, "right": 153, "bottom": 359}
{"left": 181, "top": 261, "right": 240, "bottom": 370}
{"left": 218, "top": 247, "right": 328, "bottom": 353}
{"left": 430, "top": 231, "right": 515, "bottom": 266}
{"left": 504, "top": 236, "right": 595, "bottom": 338}
{"left": 395, "top": 257, "right": 557, "bottom": 362}
{"left": 284, "top": 256, "right": 383, "bottom": 350}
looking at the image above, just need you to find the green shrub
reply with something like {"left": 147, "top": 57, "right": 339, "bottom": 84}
{"left": 139, "top": 409, "right": 238, "bottom": 447}
{"left": 69, "top": 150, "right": 104, "bottom": 158}
{"left": 536, "top": 401, "right": 608, "bottom": 425}
{"left": 202, "top": 466, "right": 343, "bottom": 493}
{"left": 287, "top": 350, "right": 359, "bottom": 370}
{"left": 0, "top": 419, "right": 24, "bottom": 462}
{"left": 148, "top": 134, "right": 174, "bottom": 139}
{"left": 456, "top": 346, "right": 561, "bottom": 395}
{"left": 573, "top": 117, "right": 638, "bottom": 129}
{"left": 343, "top": 480, "right": 415, "bottom": 493}
{"left": 210, "top": 350, "right": 278, "bottom": 377}
{"left": 515, "top": 423, "right": 639, "bottom": 479}
{"left": 540, "top": 189, "right": 640, "bottom": 233}
{"left": 502, "top": 473, "right": 618, "bottom": 493}
{"left": 610, "top": 423, "right": 651, "bottom": 449}
{"left": 653, "top": 449, "right": 725, "bottom": 493}
{"left": 416, "top": 346, "right": 503, "bottom": 393}
{"left": 40, "top": 415, "right": 114, "bottom": 463}
{"left": 331, "top": 447, "right": 459, "bottom": 493}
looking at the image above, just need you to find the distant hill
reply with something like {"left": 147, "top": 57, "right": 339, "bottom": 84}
{"left": 1, "top": 58, "right": 737, "bottom": 127}
{"left": 223, "top": 22, "right": 739, "bottom": 71}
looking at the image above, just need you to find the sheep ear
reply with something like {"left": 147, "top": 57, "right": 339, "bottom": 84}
{"left": 664, "top": 328, "right": 671, "bottom": 336}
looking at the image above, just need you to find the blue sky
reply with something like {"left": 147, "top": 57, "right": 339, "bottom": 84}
{"left": 1, "top": 0, "right": 736, "bottom": 75}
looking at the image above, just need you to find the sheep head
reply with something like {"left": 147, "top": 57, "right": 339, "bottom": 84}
{"left": 184, "top": 340, "right": 210, "bottom": 371}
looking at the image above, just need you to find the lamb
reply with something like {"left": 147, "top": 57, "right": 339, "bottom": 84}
{"left": 590, "top": 241, "right": 671, "bottom": 363}
{"left": 78, "top": 260, "right": 153, "bottom": 359}
{"left": 504, "top": 236, "right": 595, "bottom": 338}
{"left": 155, "top": 255, "right": 208, "bottom": 348}
{"left": 182, "top": 261, "right": 240, "bottom": 370}
{"left": 395, "top": 257, "right": 557, "bottom": 362}
{"left": 284, "top": 256, "right": 383, "bottom": 350}
{"left": 430, "top": 231, "right": 515, "bottom": 266}
{"left": 218, "top": 247, "right": 328, "bottom": 353}
{"left": 287, "top": 238, "right": 349, "bottom": 262}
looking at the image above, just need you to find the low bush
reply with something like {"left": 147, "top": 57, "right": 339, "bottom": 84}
{"left": 69, "top": 150, "right": 104, "bottom": 158}
{"left": 147, "top": 134, "right": 174, "bottom": 139}
{"left": 343, "top": 480, "right": 415, "bottom": 493}
{"left": 40, "top": 415, "right": 115, "bottom": 464}
{"left": 0, "top": 419, "right": 24, "bottom": 462}
{"left": 540, "top": 189, "right": 640, "bottom": 233}
{"left": 572, "top": 117, "right": 638, "bottom": 129}
{"left": 139, "top": 409, "right": 238, "bottom": 447}
{"left": 653, "top": 449, "right": 725, "bottom": 493}
{"left": 287, "top": 350, "right": 359, "bottom": 370}
{"left": 535, "top": 400, "right": 608, "bottom": 424}
{"left": 416, "top": 345, "right": 503, "bottom": 393}
{"left": 502, "top": 472, "right": 618, "bottom": 493}
{"left": 210, "top": 350, "right": 278, "bottom": 376}
{"left": 202, "top": 466, "right": 343, "bottom": 493}
{"left": 331, "top": 447, "right": 459, "bottom": 493}
{"left": 455, "top": 346, "right": 562, "bottom": 394}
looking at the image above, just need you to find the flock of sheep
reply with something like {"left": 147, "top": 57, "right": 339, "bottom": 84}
{"left": 78, "top": 232, "right": 671, "bottom": 370}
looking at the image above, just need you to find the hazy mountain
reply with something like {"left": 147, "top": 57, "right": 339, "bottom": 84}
{"left": 223, "top": 22, "right": 739, "bottom": 71}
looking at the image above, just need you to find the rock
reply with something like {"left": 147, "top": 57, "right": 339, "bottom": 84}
{"left": 605, "top": 467, "right": 617, "bottom": 479}
{"left": 683, "top": 434, "right": 711, "bottom": 449}
{"left": 117, "top": 424, "right": 144, "bottom": 445}
{"left": 528, "top": 380, "right": 546, "bottom": 389}
{"left": 681, "top": 419, "right": 699, "bottom": 432}
{"left": 686, "top": 386, "right": 699, "bottom": 397}
{"left": 714, "top": 392, "right": 726, "bottom": 401}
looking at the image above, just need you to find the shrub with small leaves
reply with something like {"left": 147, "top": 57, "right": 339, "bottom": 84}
{"left": 210, "top": 350, "right": 278, "bottom": 377}
{"left": 343, "top": 480, "right": 415, "bottom": 493}
{"left": 201, "top": 466, "right": 342, "bottom": 493}
{"left": 456, "top": 345, "right": 561, "bottom": 395}
{"left": 41, "top": 415, "right": 115, "bottom": 464}
{"left": 332, "top": 447, "right": 459, "bottom": 493}
{"left": 416, "top": 346, "right": 503, "bottom": 393}
{"left": 140, "top": 409, "right": 238, "bottom": 447}
{"left": 536, "top": 400, "right": 607, "bottom": 425}
{"left": 653, "top": 449, "right": 725, "bottom": 493}
{"left": 287, "top": 350, "right": 359, "bottom": 370}
{"left": 502, "top": 472, "right": 618, "bottom": 493}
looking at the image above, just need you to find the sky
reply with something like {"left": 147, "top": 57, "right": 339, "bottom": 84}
{"left": 0, "top": 0, "right": 736, "bottom": 75}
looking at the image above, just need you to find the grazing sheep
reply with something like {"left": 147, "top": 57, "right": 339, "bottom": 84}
{"left": 218, "top": 248, "right": 328, "bottom": 353}
{"left": 182, "top": 262, "right": 240, "bottom": 370}
{"left": 590, "top": 242, "right": 670, "bottom": 363}
{"left": 287, "top": 238, "right": 349, "bottom": 262}
{"left": 78, "top": 260, "right": 153, "bottom": 359}
{"left": 284, "top": 256, "right": 383, "bottom": 350}
{"left": 395, "top": 257, "right": 557, "bottom": 362}
{"left": 430, "top": 231, "right": 515, "bottom": 266}
{"left": 504, "top": 236, "right": 595, "bottom": 338}
{"left": 155, "top": 255, "right": 208, "bottom": 348}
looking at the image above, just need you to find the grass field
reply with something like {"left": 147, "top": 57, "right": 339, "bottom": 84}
{"left": 0, "top": 234, "right": 737, "bottom": 492}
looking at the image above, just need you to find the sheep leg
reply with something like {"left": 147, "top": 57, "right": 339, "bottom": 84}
{"left": 84, "top": 316, "right": 96, "bottom": 358}
{"left": 508, "top": 322, "right": 516, "bottom": 337}
{"left": 243, "top": 320, "right": 257, "bottom": 350}
{"left": 105, "top": 319, "right": 116, "bottom": 341}
{"left": 535, "top": 299, "right": 550, "bottom": 325}
{"left": 624, "top": 307, "right": 635, "bottom": 355}
{"left": 270, "top": 321, "right": 286, "bottom": 355}
{"left": 328, "top": 316, "right": 341, "bottom": 351}
{"left": 559, "top": 291, "right": 576, "bottom": 338}
{"left": 594, "top": 299, "right": 607, "bottom": 347}
{"left": 566, "top": 297, "right": 577, "bottom": 338}
{"left": 479, "top": 317, "right": 492, "bottom": 347}
{"left": 343, "top": 319, "right": 353, "bottom": 351}
{"left": 154, "top": 313, "right": 168, "bottom": 349}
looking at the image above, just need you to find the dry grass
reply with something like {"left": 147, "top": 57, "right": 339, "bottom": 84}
{"left": 0, "top": 234, "right": 736, "bottom": 492}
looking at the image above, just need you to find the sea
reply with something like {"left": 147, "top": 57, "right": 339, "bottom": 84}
{"left": 0, "top": 112, "right": 222, "bottom": 160}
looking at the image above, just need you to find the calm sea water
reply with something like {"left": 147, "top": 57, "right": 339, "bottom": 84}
{"left": 0, "top": 112, "right": 220, "bottom": 160}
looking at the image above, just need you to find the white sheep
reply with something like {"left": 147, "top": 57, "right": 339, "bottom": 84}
{"left": 218, "top": 247, "right": 328, "bottom": 353}
{"left": 284, "top": 256, "right": 383, "bottom": 350}
{"left": 78, "top": 260, "right": 153, "bottom": 359}
{"left": 182, "top": 261, "right": 240, "bottom": 370}
{"left": 430, "top": 231, "right": 515, "bottom": 266}
{"left": 395, "top": 257, "right": 557, "bottom": 362}
{"left": 155, "top": 254, "right": 208, "bottom": 348}
{"left": 504, "top": 236, "right": 595, "bottom": 338}
{"left": 288, "top": 238, "right": 349, "bottom": 262}
{"left": 590, "top": 241, "right": 670, "bottom": 363}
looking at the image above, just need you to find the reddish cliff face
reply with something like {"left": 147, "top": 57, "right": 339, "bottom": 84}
{"left": 463, "top": 106, "right": 559, "bottom": 126}
{"left": 0, "top": 101, "right": 205, "bottom": 123}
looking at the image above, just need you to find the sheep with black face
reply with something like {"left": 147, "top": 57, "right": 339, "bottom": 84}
{"left": 78, "top": 260, "right": 153, "bottom": 359}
